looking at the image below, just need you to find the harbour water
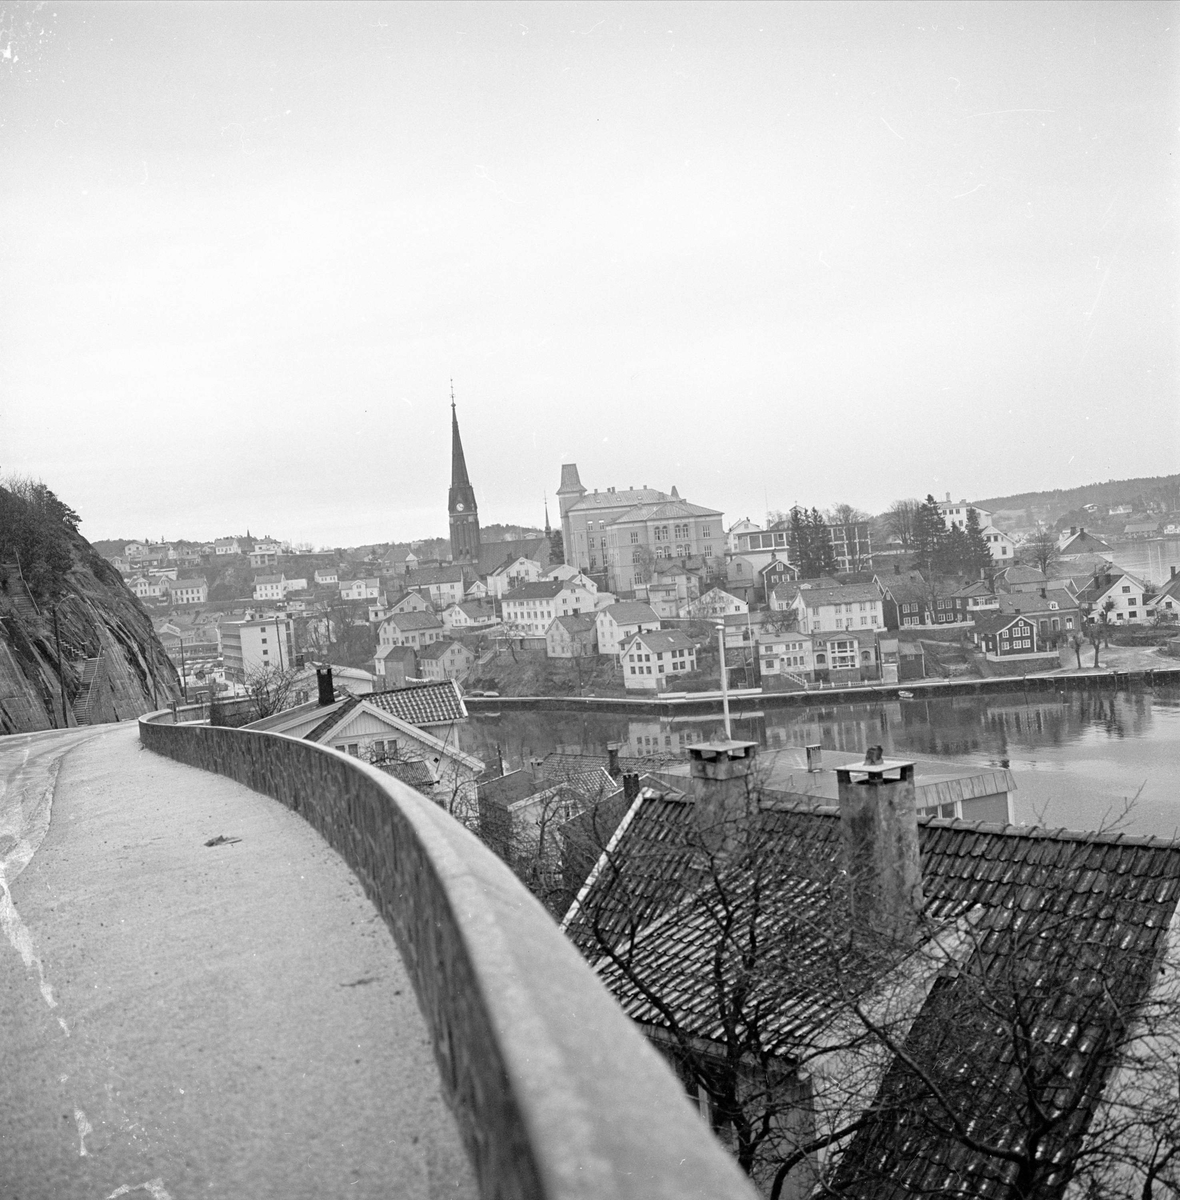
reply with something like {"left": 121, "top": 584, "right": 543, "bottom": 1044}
{"left": 461, "top": 684, "right": 1180, "bottom": 840}
{"left": 1096, "top": 538, "right": 1180, "bottom": 586}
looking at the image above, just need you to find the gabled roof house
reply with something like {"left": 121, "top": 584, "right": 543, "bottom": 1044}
{"left": 564, "top": 742, "right": 1180, "bottom": 1199}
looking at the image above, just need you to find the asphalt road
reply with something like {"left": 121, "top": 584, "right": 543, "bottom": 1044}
{"left": 0, "top": 723, "right": 476, "bottom": 1200}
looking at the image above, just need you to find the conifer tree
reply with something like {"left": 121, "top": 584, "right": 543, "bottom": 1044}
{"left": 963, "top": 507, "right": 992, "bottom": 577}
{"left": 809, "top": 507, "right": 839, "bottom": 575}
{"left": 911, "top": 494, "right": 945, "bottom": 576}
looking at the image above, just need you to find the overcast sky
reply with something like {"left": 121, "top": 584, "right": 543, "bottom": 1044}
{"left": 2, "top": 1, "right": 1176, "bottom": 546}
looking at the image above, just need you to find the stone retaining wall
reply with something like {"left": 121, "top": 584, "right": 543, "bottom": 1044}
{"left": 138, "top": 714, "right": 754, "bottom": 1200}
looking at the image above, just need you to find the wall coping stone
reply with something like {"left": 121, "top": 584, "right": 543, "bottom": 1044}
{"left": 138, "top": 712, "right": 756, "bottom": 1200}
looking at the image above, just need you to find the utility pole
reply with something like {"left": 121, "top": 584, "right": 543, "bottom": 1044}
{"left": 717, "top": 621, "right": 731, "bottom": 740}
{"left": 179, "top": 640, "right": 189, "bottom": 702}
{"left": 52, "top": 606, "right": 67, "bottom": 728}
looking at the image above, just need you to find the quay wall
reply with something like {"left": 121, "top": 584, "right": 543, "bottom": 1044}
{"left": 462, "top": 667, "right": 1180, "bottom": 718}
{"left": 138, "top": 713, "right": 755, "bottom": 1200}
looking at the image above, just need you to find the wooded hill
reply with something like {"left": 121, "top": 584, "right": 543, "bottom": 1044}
{"left": 974, "top": 474, "right": 1180, "bottom": 519}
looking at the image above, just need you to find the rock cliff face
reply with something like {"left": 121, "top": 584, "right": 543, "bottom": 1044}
{"left": 0, "top": 541, "right": 182, "bottom": 735}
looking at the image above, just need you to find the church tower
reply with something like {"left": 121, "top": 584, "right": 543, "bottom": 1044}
{"left": 448, "top": 387, "right": 480, "bottom": 563}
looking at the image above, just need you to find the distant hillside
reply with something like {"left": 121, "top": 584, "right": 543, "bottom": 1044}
{"left": 974, "top": 474, "right": 1180, "bottom": 516}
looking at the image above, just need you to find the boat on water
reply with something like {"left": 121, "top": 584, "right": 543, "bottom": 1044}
{"left": 897, "top": 690, "right": 915, "bottom": 699}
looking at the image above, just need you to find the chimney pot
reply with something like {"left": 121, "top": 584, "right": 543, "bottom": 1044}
{"left": 606, "top": 742, "right": 621, "bottom": 778}
{"left": 622, "top": 772, "right": 641, "bottom": 803}
{"left": 836, "top": 757, "right": 923, "bottom": 944}
{"left": 687, "top": 740, "right": 759, "bottom": 855}
{"left": 806, "top": 744, "right": 823, "bottom": 772}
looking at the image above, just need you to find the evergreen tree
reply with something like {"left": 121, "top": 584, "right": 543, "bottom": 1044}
{"left": 787, "top": 507, "right": 839, "bottom": 578}
{"left": 808, "top": 508, "right": 838, "bottom": 575}
{"left": 912, "top": 494, "right": 946, "bottom": 576}
{"left": 935, "top": 524, "right": 968, "bottom": 576}
{"left": 963, "top": 507, "right": 992, "bottom": 577}
{"left": 787, "top": 506, "right": 808, "bottom": 574}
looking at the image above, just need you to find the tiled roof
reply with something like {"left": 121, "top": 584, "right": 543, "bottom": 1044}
{"left": 971, "top": 612, "right": 1037, "bottom": 636}
{"left": 625, "top": 630, "right": 694, "bottom": 653}
{"left": 382, "top": 610, "right": 443, "bottom": 631}
{"left": 304, "top": 695, "right": 363, "bottom": 742}
{"left": 950, "top": 580, "right": 994, "bottom": 598}
{"left": 609, "top": 499, "right": 723, "bottom": 524}
{"left": 771, "top": 577, "right": 842, "bottom": 605}
{"left": 1154, "top": 575, "right": 1180, "bottom": 602}
{"left": 418, "top": 639, "right": 470, "bottom": 661}
{"left": 565, "top": 797, "right": 1180, "bottom": 1198}
{"left": 997, "top": 565, "right": 1047, "bottom": 586}
{"left": 404, "top": 564, "right": 465, "bottom": 586}
{"left": 568, "top": 488, "right": 668, "bottom": 511}
{"left": 486, "top": 768, "right": 618, "bottom": 813}
{"left": 374, "top": 644, "right": 416, "bottom": 662}
{"left": 476, "top": 538, "right": 548, "bottom": 577}
{"left": 996, "top": 590, "right": 1078, "bottom": 615}
{"left": 504, "top": 580, "right": 565, "bottom": 601}
{"left": 551, "top": 613, "right": 597, "bottom": 634}
{"left": 599, "top": 602, "right": 660, "bottom": 625}
{"left": 365, "top": 679, "right": 467, "bottom": 726}
{"left": 796, "top": 584, "right": 883, "bottom": 607}
{"left": 1058, "top": 531, "right": 1112, "bottom": 554}
{"left": 253, "top": 574, "right": 283, "bottom": 585}
{"left": 377, "top": 758, "right": 437, "bottom": 795}
{"left": 540, "top": 750, "right": 678, "bottom": 783}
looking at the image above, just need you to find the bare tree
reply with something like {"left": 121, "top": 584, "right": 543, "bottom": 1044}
{"left": 243, "top": 663, "right": 300, "bottom": 719}
{"left": 563, "top": 772, "right": 1180, "bottom": 1199}
{"left": 1021, "top": 525, "right": 1061, "bottom": 576}
{"left": 827, "top": 503, "right": 870, "bottom": 526}
{"left": 883, "top": 499, "right": 921, "bottom": 549}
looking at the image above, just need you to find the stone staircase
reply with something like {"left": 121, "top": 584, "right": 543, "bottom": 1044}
{"left": 72, "top": 654, "right": 104, "bottom": 726}
{"left": 0, "top": 562, "right": 40, "bottom": 621}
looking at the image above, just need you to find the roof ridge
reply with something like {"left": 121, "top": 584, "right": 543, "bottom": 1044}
{"left": 919, "top": 814, "right": 1180, "bottom": 848}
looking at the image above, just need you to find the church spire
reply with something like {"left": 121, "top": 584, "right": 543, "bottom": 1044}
{"left": 448, "top": 382, "right": 480, "bottom": 563}
{"left": 450, "top": 380, "right": 472, "bottom": 491}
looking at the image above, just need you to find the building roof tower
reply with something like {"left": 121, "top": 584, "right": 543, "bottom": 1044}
{"left": 448, "top": 383, "right": 480, "bottom": 564}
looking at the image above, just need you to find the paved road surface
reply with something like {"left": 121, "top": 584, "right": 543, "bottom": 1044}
{"left": 0, "top": 723, "right": 476, "bottom": 1200}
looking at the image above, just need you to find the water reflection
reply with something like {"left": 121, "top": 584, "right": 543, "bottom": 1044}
{"left": 461, "top": 685, "right": 1180, "bottom": 839}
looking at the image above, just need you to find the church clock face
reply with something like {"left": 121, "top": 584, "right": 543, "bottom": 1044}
{"left": 456, "top": 503, "right": 465, "bottom": 512}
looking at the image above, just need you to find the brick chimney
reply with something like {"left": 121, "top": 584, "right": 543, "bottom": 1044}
{"left": 687, "top": 740, "right": 759, "bottom": 855}
{"left": 316, "top": 665, "right": 334, "bottom": 706}
{"left": 622, "top": 772, "right": 641, "bottom": 803}
{"left": 836, "top": 748, "right": 924, "bottom": 944}
{"left": 606, "top": 742, "right": 622, "bottom": 779}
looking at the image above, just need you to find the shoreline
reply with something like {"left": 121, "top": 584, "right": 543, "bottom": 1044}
{"left": 462, "top": 665, "right": 1180, "bottom": 716}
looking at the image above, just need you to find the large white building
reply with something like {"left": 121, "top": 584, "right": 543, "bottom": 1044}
{"left": 787, "top": 584, "right": 884, "bottom": 635}
{"left": 501, "top": 580, "right": 596, "bottom": 636}
{"left": 556, "top": 464, "right": 724, "bottom": 595}
{"left": 595, "top": 601, "right": 661, "bottom": 656}
{"left": 219, "top": 616, "right": 295, "bottom": 680}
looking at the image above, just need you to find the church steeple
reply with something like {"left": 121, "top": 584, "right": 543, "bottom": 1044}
{"left": 448, "top": 383, "right": 480, "bottom": 563}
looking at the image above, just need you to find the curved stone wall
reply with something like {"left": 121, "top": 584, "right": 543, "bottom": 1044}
{"left": 138, "top": 715, "right": 756, "bottom": 1200}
